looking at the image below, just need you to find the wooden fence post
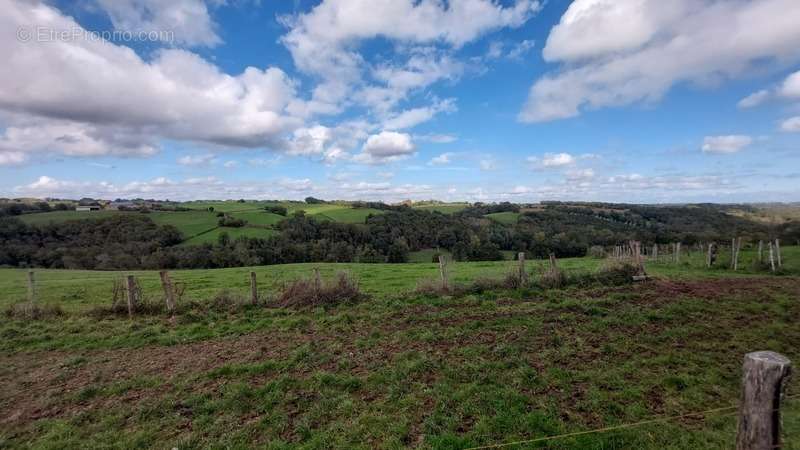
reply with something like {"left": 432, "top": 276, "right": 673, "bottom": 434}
{"left": 26, "top": 270, "right": 36, "bottom": 311}
{"left": 733, "top": 237, "right": 742, "bottom": 271}
{"left": 707, "top": 243, "right": 713, "bottom": 268}
{"left": 313, "top": 268, "right": 322, "bottom": 293}
{"left": 438, "top": 255, "right": 449, "bottom": 291}
{"left": 676, "top": 242, "right": 681, "bottom": 263}
{"left": 159, "top": 271, "right": 175, "bottom": 313}
{"left": 775, "top": 239, "right": 782, "bottom": 268}
{"left": 758, "top": 240, "right": 763, "bottom": 264}
{"left": 250, "top": 271, "right": 258, "bottom": 305}
{"left": 735, "top": 351, "right": 792, "bottom": 450}
{"left": 652, "top": 244, "right": 658, "bottom": 262}
{"left": 517, "top": 252, "right": 527, "bottom": 287}
{"left": 768, "top": 242, "right": 776, "bottom": 273}
{"left": 126, "top": 275, "right": 136, "bottom": 318}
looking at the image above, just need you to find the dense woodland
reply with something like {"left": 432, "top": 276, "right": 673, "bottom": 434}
{"left": 1, "top": 201, "right": 798, "bottom": 270}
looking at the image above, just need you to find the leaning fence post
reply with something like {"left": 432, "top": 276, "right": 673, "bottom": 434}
{"left": 438, "top": 255, "right": 449, "bottom": 291}
{"left": 26, "top": 270, "right": 36, "bottom": 312}
{"left": 159, "top": 271, "right": 175, "bottom": 313}
{"left": 517, "top": 252, "right": 527, "bottom": 287}
{"left": 775, "top": 239, "right": 782, "bottom": 268}
{"left": 736, "top": 351, "right": 792, "bottom": 450}
{"left": 769, "top": 242, "right": 776, "bottom": 273}
{"left": 250, "top": 271, "right": 258, "bottom": 305}
{"left": 126, "top": 275, "right": 136, "bottom": 318}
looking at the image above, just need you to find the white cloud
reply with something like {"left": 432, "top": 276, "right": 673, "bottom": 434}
{"left": 281, "top": 0, "right": 540, "bottom": 113}
{"left": 565, "top": 168, "right": 595, "bottom": 181}
{"left": 278, "top": 178, "right": 314, "bottom": 191}
{"left": 382, "top": 98, "right": 457, "bottom": 130}
{"left": 414, "top": 133, "right": 457, "bottom": 144}
{"left": 521, "top": 0, "right": 800, "bottom": 122}
{"left": 0, "top": 0, "right": 302, "bottom": 163}
{"left": 528, "top": 152, "right": 575, "bottom": 168}
{"left": 507, "top": 39, "right": 536, "bottom": 60}
{"left": 223, "top": 160, "right": 238, "bottom": 169}
{"left": 429, "top": 152, "right": 454, "bottom": 165}
{"left": 780, "top": 116, "right": 800, "bottom": 132}
{"left": 479, "top": 158, "right": 497, "bottom": 171}
{"left": 737, "top": 89, "right": 771, "bottom": 109}
{"left": 701, "top": 135, "right": 752, "bottom": 154}
{"left": 178, "top": 154, "right": 216, "bottom": 166}
{"left": 357, "top": 131, "right": 416, "bottom": 164}
{"left": 780, "top": 70, "right": 800, "bottom": 98}
{"left": 94, "top": 0, "right": 221, "bottom": 47}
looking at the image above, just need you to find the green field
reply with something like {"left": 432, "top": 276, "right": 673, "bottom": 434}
{"left": 228, "top": 210, "right": 286, "bottom": 227}
{"left": 412, "top": 203, "right": 469, "bottom": 214}
{"left": 1, "top": 249, "right": 798, "bottom": 449}
{"left": 485, "top": 211, "right": 520, "bottom": 224}
{"left": 181, "top": 226, "right": 278, "bottom": 246}
{"left": 316, "top": 207, "right": 384, "bottom": 223}
{"left": 17, "top": 210, "right": 130, "bottom": 225}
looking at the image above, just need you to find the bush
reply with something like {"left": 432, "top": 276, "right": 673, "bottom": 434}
{"left": 264, "top": 205, "right": 288, "bottom": 216}
{"left": 276, "top": 272, "right": 364, "bottom": 308}
{"left": 588, "top": 245, "right": 606, "bottom": 259}
{"left": 218, "top": 216, "right": 247, "bottom": 227}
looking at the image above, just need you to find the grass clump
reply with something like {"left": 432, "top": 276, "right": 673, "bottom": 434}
{"left": 3, "top": 303, "right": 65, "bottom": 320}
{"left": 276, "top": 272, "right": 364, "bottom": 308}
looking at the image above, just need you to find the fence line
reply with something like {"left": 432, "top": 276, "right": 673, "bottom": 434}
{"left": 466, "top": 395, "right": 796, "bottom": 450}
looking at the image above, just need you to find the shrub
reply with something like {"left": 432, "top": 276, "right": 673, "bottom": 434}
{"left": 218, "top": 216, "right": 247, "bottom": 227}
{"left": 264, "top": 205, "right": 288, "bottom": 216}
{"left": 588, "top": 245, "right": 606, "bottom": 259}
{"left": 276, "top": 272, "right": 364, "bottom": 308}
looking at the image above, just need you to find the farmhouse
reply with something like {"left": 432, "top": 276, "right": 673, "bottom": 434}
{"left": 75, "top": 205, "right": 101, "bottom": 212}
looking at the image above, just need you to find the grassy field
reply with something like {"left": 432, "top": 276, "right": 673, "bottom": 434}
{"left": 1, "top": 248, "right": 798, "bottom": 449}
{"left": 485, "top": 211, "right": 520, "bottom": 224}
{"left": 181, "top": 226, "right": 278, "bottom": 246}
{"left": 227, "top": 211, "right": 287, "bottom": 227}
{"left": 316, "top": 207, "right": 384, "bottom": 224}
{"left": 412, "top": 203, "right": 469, "bottom": 214}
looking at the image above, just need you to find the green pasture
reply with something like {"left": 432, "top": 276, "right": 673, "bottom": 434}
{"left": 485, "top": 211, "right": 520, "bottom": 224}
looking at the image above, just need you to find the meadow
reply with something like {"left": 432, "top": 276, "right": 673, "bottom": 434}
{"left": 0, "top": 248, "right": 798, "bottom": 449}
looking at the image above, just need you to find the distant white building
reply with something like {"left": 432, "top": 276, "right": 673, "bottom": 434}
{"left": 75, "top": 205, "right": 101, "bottom": 211}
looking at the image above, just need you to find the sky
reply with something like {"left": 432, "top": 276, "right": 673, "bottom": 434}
{"left": 1, "top": 0, "right": 799, "bottom": 204}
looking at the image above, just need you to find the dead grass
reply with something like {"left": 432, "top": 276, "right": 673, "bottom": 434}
{"left": 275, "top": 271, "right": 365, "bottom": 308}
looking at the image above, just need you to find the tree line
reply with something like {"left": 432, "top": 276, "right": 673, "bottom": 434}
{"left": 0, "top": 203, "right": 797, "bottom": 270}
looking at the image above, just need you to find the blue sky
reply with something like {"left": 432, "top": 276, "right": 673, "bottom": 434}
{"left": 1, "top": 0, "right": 799, "bottom": 203}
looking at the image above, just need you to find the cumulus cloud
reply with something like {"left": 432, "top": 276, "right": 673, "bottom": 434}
{"left": 382, "top": 98, "right": 457, "bottom": 130}
{"left": 0, "top": 0, "right": 302, "bottom": 163}
{"left": 528, "top": 152, "right": 575, "bottom": 168}
{"left": 281, "top": 0, "right": 540, "bottom": 113}
{"left": 520, "top": 0, "right": 800, "bottom": 122}
{"left": 780, "top": 70, "right": 800, "bottom": 98}
{"left": 429, "top": 152, "right": 454, "bottom": 165}
{"left": 94, "top": 0, "right": 222, "bottom": 47}
{"left": 701, "top": 135, "right": 752, "bottom": 154}
{"left": 737, "top": 90, "right": 771, "bottom": 109}
{"left": 780, "top": 116, "right": 800, "bottom": 132}
{"left": 177, "top": 154, "right": 216, "bottom": 166}
{"left": 356, "top": 131, "right": 416, "bottom": 164}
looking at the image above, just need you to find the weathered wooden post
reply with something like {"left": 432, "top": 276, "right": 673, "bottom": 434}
{"left": 438, "top": 255, "right": 449, "bottom": 291}
{"left": 707, "top": 243, "right": 713, "bottom": 268}
{"left": 758, "top": 240, "right": 763, "bottom": 264}
{"left": 249, "top": 271, "right": 258, "bottom": 305}
{"left": 733, "top": 237, "right": 742, "bottom": 271}
{"left": 768, "top": 242, "right": 776, "bottom": 273}
{"left": 26, "top": 270, "right": 36, "bottom": 311}
{"left": 159, "top": 271, "right": 176, "bottom": 313}
{"left": 652, "top": 243, "right": 658, "bottom": 262}
{"left": 313, "top": 268, "right": 322, "bottom": 293}
{"left": 676, "top": 242, "right": 681, "bottom": 263}
{"left": 775, "top": 239, "right": 782, "bottom": 268}
{"left": 126, "top": 275, "right": 136, "bottom": 318}
{"left": 517, "top": 252, "right": 527, "bottom": 287}
{"left": 731, "top": 238, "right": 737, "bottom": 269}
{"left": 735, "top": 351, "right": 792, "bottom": 450}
